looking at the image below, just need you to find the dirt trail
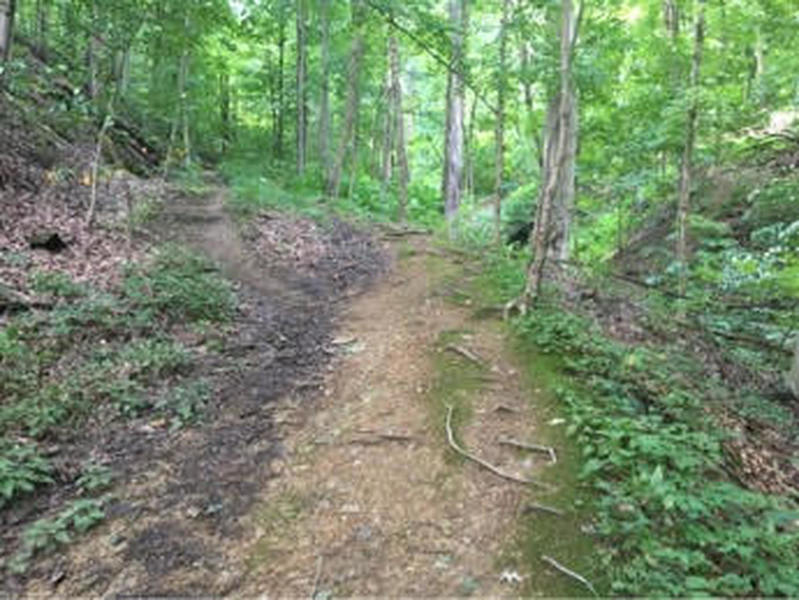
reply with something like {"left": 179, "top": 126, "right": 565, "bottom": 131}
{"left": 233, "top": 236, "right": 556, "bottom": 597}
{"left": 19, "top": 190, "right": 573, "bottom": 596}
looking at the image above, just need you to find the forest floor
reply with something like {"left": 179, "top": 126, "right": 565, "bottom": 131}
{"left": 16, "top": 187, "right": 592, "bottom": 597}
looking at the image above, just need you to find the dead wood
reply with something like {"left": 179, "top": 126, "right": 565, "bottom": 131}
{"left": 444, "top": 344, "right": 485, "bottom": 367}
{"left": 498, "top": 437, "right": 557, "bottom": 464}
{"left": 445, "top": 404, "right": 550, "bottom": 488}
{"left": 523, "top": 503, "right": 565, "bottom": 517}
{"left": 541, "top": 555, "right": 598, "bottom": 597}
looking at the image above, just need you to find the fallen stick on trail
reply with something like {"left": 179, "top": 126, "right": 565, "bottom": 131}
{"left": 523, "top": 503, "right": 565, "bottom": 517}
{"left": 444, "top": 405, "right": 549, "bottom": 488}
{"left": 541, "top": 555, "right": 598, "bottom": 597}
{"left": 444, "top": 344, "right": 485, "bottom": 367}
{"left": 498, "top": 437, "right": 557, "bottom": 464}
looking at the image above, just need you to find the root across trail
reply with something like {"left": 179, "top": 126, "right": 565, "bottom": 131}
{"left": 17, "top": 189, "right": 587, "bottom": 596}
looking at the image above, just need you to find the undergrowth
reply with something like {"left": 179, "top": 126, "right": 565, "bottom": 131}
{"left": 0, "top": 244, "right": 234, "bottom": 568}
{"left": 513, "top": 308, "right": 799, "bottom": 595}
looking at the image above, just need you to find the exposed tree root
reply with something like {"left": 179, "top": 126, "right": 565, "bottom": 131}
{"left": 541, "top": 554, "right": 597, "bottom": 597}
{"left": 498, "top": 437, "right": 557, "bottom": 464}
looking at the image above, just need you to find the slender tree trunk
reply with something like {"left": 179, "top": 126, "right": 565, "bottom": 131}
{"left": 389, "top": 34, "right": 409, "bottom": 222}
{"left": 494, "top": 0, "right": 510, "bottom": 244}
{"left": 677, "top": 0, "right": 705, "bottom": 299}
{"left": 35, "top": 0, "right": 47, "bottom": 59}
{"left": 88, "top": 0, "right": 99, "bottom": 100}
{"left": 379, "top": 76, "right": 393, "bottom": 203}
{"left": 663, "top": 0, "right": 679, "bottom": 36}
{"left": 319, "top": 0, "right": 331, "bottom": 180}
{"left": 443, "top": 0, "right": 466, "bottom": 229}
{"left": 220, "top": 71, "right": 231, "bottom": 153}
{"left": 326, "top": 0, "right": 364, "bottom": 198}
{"left": 523, "top": 0, "right": 578, "bottom": 306}
{"left": 296, "top": 0, "right": 307, "bottom": 175}
{"left": 464, "top": 91, "right": 476, "bottom": 199}
{"left": 275, "top": 21, "right": 286, "bottom": 159}
{"left": 0, "top": 0, "right": 16, "bottom": 68}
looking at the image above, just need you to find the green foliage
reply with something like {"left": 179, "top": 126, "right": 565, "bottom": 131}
{"left": 510, "top": 307, "right": 799, "bottom": 596}
{"left": 156, "top": 380, "right": 210, "bottom": 430}
{"left": 8, "top": 498, "right": 106, "bottom": 574}
{"left": 76, "top": 462, "right": 114, "bottom": 494}
{"left": 29, "top": 271, "right": 87, "bottom": 298}
{"left": 0, "top": 442, "right": 53, "bottom": 508}
{"left": 123, "top": 245, "right": 235, "bottom": 323}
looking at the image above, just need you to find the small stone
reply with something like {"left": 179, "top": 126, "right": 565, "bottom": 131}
{"left": 186, "top": 506, "right": 202, "bottom": 518}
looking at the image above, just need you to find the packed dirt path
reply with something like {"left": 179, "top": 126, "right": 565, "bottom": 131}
{"left": 233, "top": 235, "right": 558, "bottom": 597}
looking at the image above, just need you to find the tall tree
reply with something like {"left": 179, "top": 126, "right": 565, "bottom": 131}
{"left": 326, "top": 0, "right": 365, "bottom": 198}
{"left": 677, "top": 0, "right": 706, "bottom": 299}
{"left": 442, "top": 0, "right": 466, "bottom": 228}
{"left": 493, "top": 0, "right": 510, "bottom": 244}
{"left": 0, "top": 0, "right": 15, "bottom": 67}
{"left": 295, "top": 0, "right": 308, "bottom": 175}
{"left": 318, "top": 0, "right": 331, "bottom": 180}
{"left": 389, "top": 34, "right": 409, "bottom": 222}
{"left": 514, "top": 0, "right": 579, "bottom": 311}
{"left": 275, "top": 18, "right": 286, "bottom": 159}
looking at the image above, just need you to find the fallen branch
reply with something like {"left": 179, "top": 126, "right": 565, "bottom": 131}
{"left": 444, "top": 405, "right": 549, "bottom": 488}
{"left": 541, "top": 555, "right": 598, "bottom": 597}
{"left": 523, "top": 503, "right": 565, "bottom": 517}
{"left": 444, "top": 344, "right": 485, "bottom": 367}
{"left": 498, "top": 437, "right": 557, "bottom": 464}
{"left": 311, "top": 554, "right": 324, "bottom": 600}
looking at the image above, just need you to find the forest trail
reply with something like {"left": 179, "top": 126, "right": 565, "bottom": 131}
{"left": 233, "top": 236, "right": 559, "bottom": 597}
{"left": 20, "top": 190, "right": 573, "bottom": 597}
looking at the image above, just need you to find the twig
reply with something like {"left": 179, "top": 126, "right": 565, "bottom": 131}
{"left": 523, "top": 503, "right": 565, "bottom": 517}
{"left": 498, "top": 437, "right": 557, "bottom": 464}
{"left": 541, "top": 555, "right": 597, "bottom": 597}
{"left": 444, "top": 344, "right": 485, "bottom": 367}
{"left": 444, "top": 405, "right": 549, "bottom": 488}
{"left": 311, "top": 554, "right": 324, "bottom": 599}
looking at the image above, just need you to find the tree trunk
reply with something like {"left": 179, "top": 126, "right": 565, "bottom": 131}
{"left": 379, "top": 79, "right": 393, "bottom": 203}
{"left": 663, "top": 0, "right": 679, "bottom": 37}
{"left": 220, "top": 71, "right": 231, "bottom": 153}
{"left": 35, "top": 0, "right": 48, "bottom": 60}
{"left": 788, "top": 336, "right": 799, "bottom": 400}
{"left": 523, "top": 0, "right": 578, "bottom": 306}
{"left": 88, "top": 0, "right": 100, "bottom": 100}
{"left": 319, "top": 0, "right": 331, "bottom": 181}
{"left": 389, "top": 34, "right": 409, "bottom": 222}
{"left": 442, "top": 0, "right": 466, "bottom": 229}
{"left": 494, "top": 0, "right": 510, "bottom": 244}
{"left": 326, "top": 0, "right": 364, "bottom": 198}
{"left": 464, "top": 91, "right": 476, "bottom": 199}
{"left": 0, "top": 0, "right": 15, "bottom": 67}
{"left": 295, "top": 0, "right": 307, "bottom": 175}
{"left": 275, "top": 21, "right": 286, "bottom": 159}
{"left": 179, "top": 37, "right": 191, "bottom": 168}
{"left": 677, "top": 0, "right": 705, "bottom": 300}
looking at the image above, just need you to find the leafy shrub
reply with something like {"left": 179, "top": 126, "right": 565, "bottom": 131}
{"left": 8, "top": 498, "right": 106, "bottom": 574}
{"left": 0, "top": 442, "right": 53, "bottom": 508}
{"left": 123, "top": 245, "right": 235, "bottom": 323}
{"left": 513, "top": 308, "right": 799, "bottom": 596}
{"left": 29, "top": 271, "right": 86, "bottom": 298}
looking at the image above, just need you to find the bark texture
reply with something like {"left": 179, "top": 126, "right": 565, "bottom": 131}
{"left": 326, "top": 0, "right": 364, "bottom": 198}
{"left": 493, "top": 0, "right": 510, "bottom": 244}
{"left": 319, "top": 0, "right": 331, "bottom": 180}
{"left": 523, "top": 0, "right": 578, "bottom": 306}
{"left": 443, "top": 0, "right": 466, "bottom": 227}
{"left": 0, "top": 0, "right": 15, "bottom": 65}
{"left": 677, "top": 0, "right": 705, "bottom": 299}
{"left": 389, "top": 34, "right": 410, "bottom": 222}
{"left": 296, "top": 0, "right": 307, "bottom": 174}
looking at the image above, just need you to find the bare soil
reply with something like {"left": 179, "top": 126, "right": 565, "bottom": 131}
{"left": 13, "top": 191, "right": 572, "bottom": 596}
